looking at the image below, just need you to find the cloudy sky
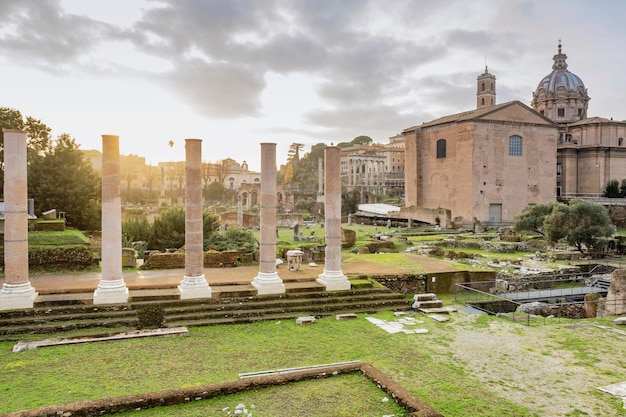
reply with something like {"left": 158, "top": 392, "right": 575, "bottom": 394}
{"left": 1, "top": 0, "right": 625, "bottom": 171}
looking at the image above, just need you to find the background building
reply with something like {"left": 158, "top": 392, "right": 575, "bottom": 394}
{"left": 531, "top": 43, "right": 626, "bottom": 199}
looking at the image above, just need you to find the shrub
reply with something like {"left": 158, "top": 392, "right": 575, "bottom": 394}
{"left": 26, "top": 246, "right": 95, "bottom": 270}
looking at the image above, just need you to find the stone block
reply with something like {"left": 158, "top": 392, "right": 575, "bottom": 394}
{"left": 412, "top": 300, "right": 443, "bottom": 309}
{"left": 613, "top": 316, "right": 626, "bottom": 325}
{"left": 428, "top": 314, "right": 450, "bottom": 322}
{"left": 335, "top": 313, "right": 358, "bottom": 320}
{"left": 413, "top": 293, "right": 437, "bottom": 301}
{"left": 296, "top": 316, "right": 317, "bottom": 325}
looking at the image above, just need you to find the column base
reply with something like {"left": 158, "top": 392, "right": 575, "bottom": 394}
{"left": 93, "top": 279, "right": 129, "bottom": 305}
{"left": 0, "top": 282, "right": 38, "bottom": 311}
{"left": 178, "top": 275, "right": 212, "bottom": 300}
{"left": 317, "top": 270, "right": 351, "bottom": 291}
{"left": 252, "top": 271, "right": 285, "bottom": 295}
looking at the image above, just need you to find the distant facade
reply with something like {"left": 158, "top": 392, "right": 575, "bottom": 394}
{"left": 83, "top": 150, "right": 261, "bottom": 201}
{"left": 339, "top": 135, "right": 406, "bottom": 199}
{"left": 82, "top": 150, "right": 161, "bottom": 194}
{"left": 530, "top": 43, "right": 626, "bottom": 199}
{"left": 403, "top": 101, "right": 557, "bottom": 225}
{"left": 403, "top": 42, "right": 626, "bottom": 226}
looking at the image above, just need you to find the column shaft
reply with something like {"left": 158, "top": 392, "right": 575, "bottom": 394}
{"left": 0, "top": 130, "right": 37, "bottom": 310}
{"left": 252, "top": 143, "right": 284, "bottom": 294}
{"left": 94, "top": 134, "right": 128, "bottom": 304}
{"left": 317, "top": 146, "right": 350, "bottom": 291}
{"left": 179, "top": 139, "right": 211, "bottom": 299}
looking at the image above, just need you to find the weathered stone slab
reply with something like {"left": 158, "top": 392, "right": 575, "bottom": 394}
{"left": 13, "top": 327, "right": 189, "bottom": 352}
{"left": 428, "top": 314, "right": 450, "bottom": 323}
{"left": 366, "top": 316, "right": 428, "bottom": 335}
{"left": 597, "top": 380, "right": 626, "bottom": 409}
{"left": 418, "top": 307, "right": 457, "bottom": 314}
{"left": 413, "top": 293, "right": 437, "bottom": 301}
{"left": 295, "top": 316, "right": 317, "bottom": 325}
{"left": 335, "top": 313, "right": 358, "bottom": 320}
{"left": 413, "top": 300, "right": 443, "bottom": 309}
{"left": 402, "top": 328, "right": 429, "bottom": 334}
{"left": 614, "top": 316, "right": 626, "bottom": 325}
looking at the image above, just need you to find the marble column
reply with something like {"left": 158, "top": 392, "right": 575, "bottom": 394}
{"left": 317, "top": 145, "right": 351, "bottom": 291}
{"left": 94, "top": 135, "right": 129, "bottom": 304}
{"left": 0, "top": 130, "right": 38, "bottom": 310}
{"left": 179, "top": 139, "right": 212, "bottom": 299}
{"left": 317, "top": 156, "right": 324, "bottom": 202}
{"left": 252, "top": 143, "right": 285, "bottom": 295}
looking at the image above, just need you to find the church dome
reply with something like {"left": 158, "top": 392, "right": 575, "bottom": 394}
{"left": 531, "top": 42, "right": 589, "bottom": 123}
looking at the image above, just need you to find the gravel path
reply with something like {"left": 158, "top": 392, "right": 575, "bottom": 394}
{"left": 439, "top": 311, "right": 626, "bottom": 416}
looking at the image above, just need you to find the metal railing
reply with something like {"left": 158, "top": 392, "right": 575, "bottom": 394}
{"left": 454, "top": 271, "right": 616, "bottom": 326}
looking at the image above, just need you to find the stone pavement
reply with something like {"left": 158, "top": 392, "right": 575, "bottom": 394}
{"left": 0, "top": 256, "right": 424, "bottom": 296}
{"left": 0, "top": 254, "right": 460, "bottom": 302}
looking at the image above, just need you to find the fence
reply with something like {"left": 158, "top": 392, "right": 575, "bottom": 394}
{"left": 453, "top": 268, "right": 616, "bottom": 326}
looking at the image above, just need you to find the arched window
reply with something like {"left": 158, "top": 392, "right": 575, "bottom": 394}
{"left": 481, "top": 97, "right": 485, "bottom": 106}
{"left": 436, "top": 139, "right": 446, "bottom": 159}
{"left": 509, "top": 135, "right": 522, "bottom": 156}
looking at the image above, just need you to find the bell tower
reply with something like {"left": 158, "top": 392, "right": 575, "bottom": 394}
{"left": 477, "top": 65, "right": 496, "bottom": 108}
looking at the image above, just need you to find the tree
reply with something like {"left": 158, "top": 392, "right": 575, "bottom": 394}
{"left": 604, "top": 179, "right": 621, "bottom": 198}
{"left": 28, "top": 134, "right": 101, "bottom": 230}
{"left": 283, "top": 163, "right": 294, "bottom": 184}
{"left": 337, "top": 135, "right": 373, "bottom": 148}
{"left": 205, "top": 181, "right": 227, "bottom": 202}
{"left": 0, "top": 107, "right": 52, "bottom": 196}
{"left": 351, "top": 135, "right": 373, "bottom": 145}
{"left": 147, "top": 208, "right": 220, "bottom": 251}
{"left": 543, "top": 199, "right": 614, "bottom": 253}
{"left": 620, "top": 179, "right": 626, "bottom": 197}
{"left": 287, "top": 143, "right": 304, "bottom": 163}
{"left": 122, "top": 215, "right": 151, "bottom": 244}
{"left": 514, "top": 202, "right": 561, "bottom": 236}
{"left": 341, "top": 189, "right": 360, "bottom": 216}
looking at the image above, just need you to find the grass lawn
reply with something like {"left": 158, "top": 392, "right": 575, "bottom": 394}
{"left": 1, "top": 310, "right": 533, "bottom": 417}
{"left": 5, "top": 305, "right": 625, "bottom": 416}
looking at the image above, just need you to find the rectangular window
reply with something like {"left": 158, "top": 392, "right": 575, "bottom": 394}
{"left": 436, "top": 139, "right": 446, "bottom": 158}
{"left": 556, "top": 163, "right": 562, "bottom": 176}
{"left": 509, "top": 136, "right": 522, "bottom": 156}
{"left": 558, "top": 108, "right": 565, "bottom": 117}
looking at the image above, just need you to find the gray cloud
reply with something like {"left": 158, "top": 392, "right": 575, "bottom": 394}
{"left": 4, "top": 0, "right": 625, "bottom": 142}
{"left": 305, "top": 104, "right": 431, "bottom": 142}
{"left": 0, "top": 0, "right": 115, "bottom": 72}
{"left": 164, "top": 58, "right": 265, "bottom": 118}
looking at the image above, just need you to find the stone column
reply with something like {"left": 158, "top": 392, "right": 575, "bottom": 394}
{"left": 0, "top": 130, "right": 38, "bottom": 310}
{"left": 237, "top": 197, "right": 243, "bottom": 228}
{"left": 94, "top": 135, "right": 129, "bottom": 304}
{"left": 179, "top": 139, "right": 212, "bottom": 299}
{"left": 317, "top": 146, "right": 350, "bottom": 291}
{"left": 252, "top": 143, "right": 285, "bottom": 295}
{"left": 317, "top": 156, "right": 324, "bottom": 202}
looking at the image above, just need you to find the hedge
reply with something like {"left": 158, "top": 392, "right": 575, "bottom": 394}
{"left": 141, "top": 250, "right": 239, "bottom": 270}
{"left": 0, "top": 246, "right": 96, "bottom": 270}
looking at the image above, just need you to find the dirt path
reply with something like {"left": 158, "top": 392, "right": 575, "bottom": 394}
{"left": 435, "top": 311, "right": 626, "bottom": 416}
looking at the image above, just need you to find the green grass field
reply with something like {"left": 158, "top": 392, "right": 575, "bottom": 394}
{"left": 0, "top": 310, "right": 546, "bottom": 417}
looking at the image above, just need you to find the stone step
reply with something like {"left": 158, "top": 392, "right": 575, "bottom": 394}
{"left": 413, "top": 293, "right": 438, "bottom": 301}
{"left": 163, "top": 291, "right": 406, "bottom": 315}
{"left": 167, "top": 304, "right": 411, "bottom": 328}
{"left": 165, "top": 298, "right": 410, "bottom": 324}
{"left": 413, "top": 300, "right": 443, "bottom": 309}
{"left": 0, "top": 287, "right": 410, "bottom": 338}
